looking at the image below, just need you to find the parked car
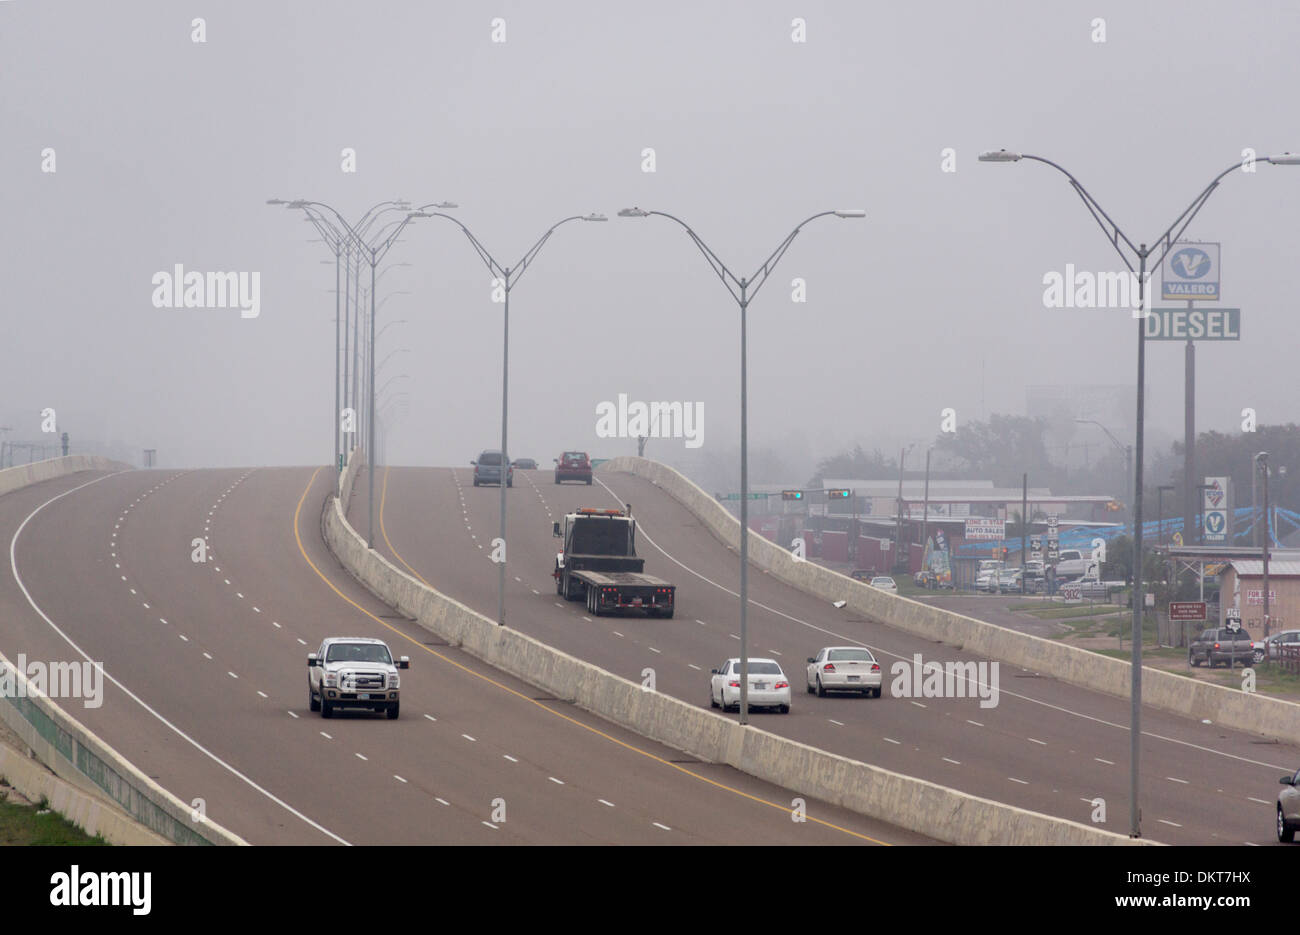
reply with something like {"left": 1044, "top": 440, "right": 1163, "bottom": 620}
{"left": 472, "top": 450, "right": 513, "bottom": 487}
{"left": 851, "top": 569, "right": 878, "bottom": 582}
{"left": 554, "top": 451, "right": 593, "bottom": 485}
{"left": 1263, "top": 629, "right": 1300, "bottom": 661}
{"left": 1188, "top": 626, "right": 1264, "bottom": 668}
{"left": 806, "top": 646, "right": 883, "bottom": 697}
{"left": 869, "top": 576, "right": 897, "bottom": 593}
{"left": 512, "top": 457, "right": 538, "bottom": 470}
{"left": 709, "top": 658, "right": 790, "bottom": 713}
{"left": 1279, "top": 768, "right": 1300, "bottom": 842}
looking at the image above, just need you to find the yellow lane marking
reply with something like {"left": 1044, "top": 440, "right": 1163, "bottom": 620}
{"left": 294, "top": 466, "right": 889, "bottom": 845}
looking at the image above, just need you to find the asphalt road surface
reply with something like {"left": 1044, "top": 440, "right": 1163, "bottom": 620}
{"left": 1, "top": 467, "right": 932, "bottom": 845}
{"left": 352, "top": 464, "right": 1300, "bottom": 845}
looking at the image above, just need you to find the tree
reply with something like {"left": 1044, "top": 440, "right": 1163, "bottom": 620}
{"left": 933, "top": 414, "right": 1060, "bottom": 488}
{"left": 812, "top": 445, "right": 897, "bottom": 484}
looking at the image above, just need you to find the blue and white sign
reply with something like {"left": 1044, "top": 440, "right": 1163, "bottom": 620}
{"left": 1161, "top": 242, "right": 1220, "bottom": 301}
{"left": 1203, "top": 475, "right": 1232, "bottom": 543}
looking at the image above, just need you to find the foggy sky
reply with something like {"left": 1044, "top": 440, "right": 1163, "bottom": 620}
{"left": 3, "top": 0, "right": 1297, "bottom": 487}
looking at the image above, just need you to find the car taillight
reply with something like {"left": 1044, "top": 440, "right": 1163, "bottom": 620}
{"left": 728, "top": 680, "right": 740, "bottom": 688}
{"left": 775, "top": 681, "right": 789, "bottom": 690}
{"left": 870, "top": 663, "right": 880, "bottom": 672}
{"left": 1214, "top": 643, "right": 1221, "bottom": 650}
{"left": 823, "top": 663, "right": 835, "bottom": 672}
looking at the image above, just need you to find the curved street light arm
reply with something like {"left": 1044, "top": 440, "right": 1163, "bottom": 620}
{"left": 1149, "top": 160, "right": 1246, "bottom": 270}
{"left": 643, "top": 210, "right": 741, "bottom": 303}
{"left": 746, "top": 210, "right": 843, "bottom": 304}
{"left": 1019, "top": 155, "right": 1141, "bottom": 272}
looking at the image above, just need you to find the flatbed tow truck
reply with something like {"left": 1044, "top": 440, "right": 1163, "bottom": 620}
{"left": 552, "top": 507, "right": 676, "bottom": 618}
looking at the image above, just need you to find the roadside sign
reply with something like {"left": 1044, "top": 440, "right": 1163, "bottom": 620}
{"left": 1029, "top": 535, "right": 1042, "bottom": 550}
{"left": 1062, "top": 583, "right": 1082, "bottom": 603}
{"left": 1145, "top": 307, "right": 1239, "bottom": 340}
{"left": 964, "top": 518, "right": 1006, "bottom": 541}
{"left": 1047, "top": 513, "right": 1058, "bottom": 529}
{"left": 1161, "top": 242, "right": 1220, "bottom": 301}
{"left": 1030, "top": 551, "right": 1043, "bottom": 562}
{"left": 1169, "top": 601, "right": 1207, "bottom": 622}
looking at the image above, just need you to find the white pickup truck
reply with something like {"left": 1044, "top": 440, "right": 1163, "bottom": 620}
{"left": 308, "top": 637, "right": 410, "bottom": 719}
{"left": 1054, "top": 549, "right": 1095, "bottom": 580}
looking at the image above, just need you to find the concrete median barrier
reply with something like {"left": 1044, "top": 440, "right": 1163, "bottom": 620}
{"left": 601, "top": 456, "right": 1300, "bottom": 745}
{"left": 0, "top": 455, "right": 135, "bottom": 498}
{"left": 321, "top": 481, "right": 1146, "bottom": 845}
{"left": 0, "top": 652, "right": 247, "bottom": 845}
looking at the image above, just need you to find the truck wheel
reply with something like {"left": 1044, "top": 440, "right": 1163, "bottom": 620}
{"left": 321, "top": 698, "right": 333, "bottom": 718}
{"left": 660, "top": 609, "right": 673, "bottom": 619}
{"left": 309, "top": 686, "right": 320, "bottom": 712}
{"left": 586, "top": 477, "right": 592, "bottom": 485}
{"left": 1189, "top": 653, "right": 1200, "bottom": 667}
{"left": 386, "top": 702, "right": 400, "bottom": 720}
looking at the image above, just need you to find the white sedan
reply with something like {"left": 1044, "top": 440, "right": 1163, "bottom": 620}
{"left": 870, "top": 576, "right": 898, "bottom": 593}
{"left": 709, "top": 658, "right": 791, "bottom": 713}
{"left": 806, "top": 646, "right": 883, "bottom": 697}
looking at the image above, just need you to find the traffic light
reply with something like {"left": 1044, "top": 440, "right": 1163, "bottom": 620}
{"left": 1002, "top": 547, "right": 1009, "bottom": 558}
{"left": 827, "top": 489, "right": 850, "bottom": 499}
{"left": 782, "top": 490, "right": 804, "bottom": 501}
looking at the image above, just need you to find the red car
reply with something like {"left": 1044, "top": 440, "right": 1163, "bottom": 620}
{"left": 554, "top": 451, "right": 593, "bottom": 485}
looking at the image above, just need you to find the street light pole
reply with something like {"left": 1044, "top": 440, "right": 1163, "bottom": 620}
{"left": 617, "top": 206, "right": 867, "bottom": 724}
{"left": 1259, "top": 452, "right": 1272, "bottom": 637}
{"left": 406, "top": 210, "right": 606, "bottom": 625}
{"left": 979, "top": 148, "right": 1299, "bottom": 839}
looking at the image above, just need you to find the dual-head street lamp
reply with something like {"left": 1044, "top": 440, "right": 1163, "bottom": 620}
{"left": 404, "top": 210, "right": 607, "bottom": 625}
{"left": 981, "top": 148, "right": 1298, "bottom": 838}
{"left": 617, "top": 206, "right": 867, "bottom": 724}
{"left": 270, "top": 197, "right": 455, "bottom": 546}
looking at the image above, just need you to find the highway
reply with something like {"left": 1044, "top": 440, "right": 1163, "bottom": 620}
{"left": 0, "top": 467, "right": 930, "bottom": 845}
{"left": 355, "top": 464, "right": 1300, "bottom": 845}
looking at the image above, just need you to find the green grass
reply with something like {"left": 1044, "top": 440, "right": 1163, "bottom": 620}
{"left": 1021, "top": 603, "right": 1126, "bottom": 621}
{"left": 0, "top": 789, "right": 108, "bottom": 845}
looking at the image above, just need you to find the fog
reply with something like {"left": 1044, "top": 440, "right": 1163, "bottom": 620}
{"left": 3, "top": 0, "right": 1296, "bottom": 490}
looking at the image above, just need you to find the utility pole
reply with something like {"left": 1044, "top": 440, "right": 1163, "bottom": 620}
{"left": 1260, "top": 452, "right": 1272, "bottom": 637}
{"left": 1021, "top": 473, "right": 1028, "bottom": 594}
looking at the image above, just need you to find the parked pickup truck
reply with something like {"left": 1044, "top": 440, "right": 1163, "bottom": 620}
{"left": 1054, "top": 549, "right": 1095, "bottom": 580}
{"left": 553, "top": 507, "right": 675, "bottom": 618}
{"left": 1060, "top": 571, "right": 1125, "bottom": 601}
{"left": 308, "top": 637, "right": 410, "bottom": 719}
{"left": 1188, "top": 626, "right": 1265, "bottom": 668}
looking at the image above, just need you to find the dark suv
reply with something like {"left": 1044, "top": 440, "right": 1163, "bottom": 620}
{"left": 472, "top": 450, "right": 513, "bottom": 487}
{"left": 555, "top": 451, "right": 592, "bottom": 485}
{"left": 1189, "top": 626, "right": 1263, "bottom": 668}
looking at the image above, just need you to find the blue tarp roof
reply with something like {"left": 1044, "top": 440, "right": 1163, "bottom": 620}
{"left": 951, "top": 507, "right": 1300, "bottom": 558}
